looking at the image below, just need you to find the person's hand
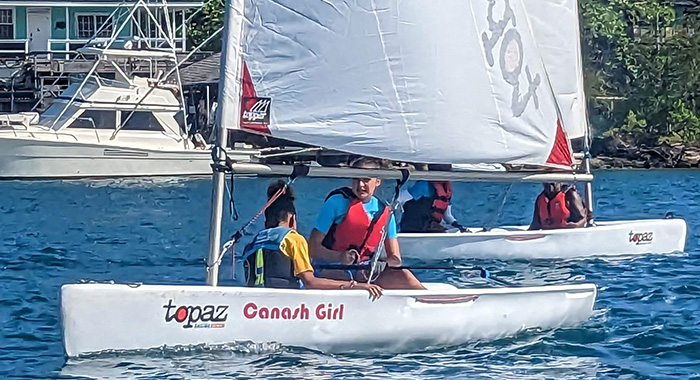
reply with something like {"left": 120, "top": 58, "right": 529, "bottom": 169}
{"left": 451, "top": 221, "right": 469, "bottom": 233}
{"left": 355, "top": 282, "right": 383, "bottom": 300}
{"left": 340, "top": 249, "right": 359, "bottom": 265}
{"left": 386, "top": 255, "right": 402, "bottom": 267}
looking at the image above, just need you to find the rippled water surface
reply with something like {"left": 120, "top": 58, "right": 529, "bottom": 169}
{"left": 1, "top": 170, "right": 698, "bottom": 379}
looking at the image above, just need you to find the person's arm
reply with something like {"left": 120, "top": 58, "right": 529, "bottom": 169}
{"left": 286, "top": 232, "right": 382, "bottom": 298}
{"left": 565, "top": 186, "right": 588, "bottom": 228}
{"left": 309, "top": 196, "right": 359, "bottom": 264}
{"left": 443, "top": 204, "right": 457, "bottom": 225}
{"left": 442, "top": 205, "right": 468, "bottom": 232}
{"left": 385, "top": 238, "right": 401, "bottom": 267}
{"left": 528, "top": 198, "right": 542, "bottom": 230}
{"left": 384, "top": 216, "right": 402, "bottom": 267}
{"left": 566, "top": 218, "right": 587, "bottom": 228}
{"left": 309, "top": 229, "right": 357, "bottom": 264}
{"left": 297, "top": 272, "right": 383, "bottom": 299}
{"left": 397, "top": 188, "right": 415, "bottom": 206}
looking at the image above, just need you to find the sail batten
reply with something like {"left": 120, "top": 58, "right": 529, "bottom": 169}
{"left": 220, "top": 0, "right": 576, "bottom": 167}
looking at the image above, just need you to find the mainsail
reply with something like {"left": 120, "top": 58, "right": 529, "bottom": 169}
{"left": 219, "top": 0, "right": 573, "bottom": 167}
{"left": 523, "top": 0, "right": 588, "bottom": 140}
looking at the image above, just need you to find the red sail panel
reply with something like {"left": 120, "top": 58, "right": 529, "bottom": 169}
{"left": 546, "top": 119, "right": 573, "bottom": 167}
{"left": 240, "top": 62, "right": 271, "bottom": 134}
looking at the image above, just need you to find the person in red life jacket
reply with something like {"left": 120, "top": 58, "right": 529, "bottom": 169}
{"left": 398, "top": 164, "right": 467, "bottom": 233}
{"left": 398, "top": 179, "right": 468, "bottom": 233}
{"left": 242, "top": 180, "right": 383, "bottom": 300}
{"left": 308, "top": 157, "right": 424, "bottom": 290}
{"left": 529, "top": 182, "right": 588, "bottom": 230}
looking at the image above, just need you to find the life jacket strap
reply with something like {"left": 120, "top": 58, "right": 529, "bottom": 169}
{"left": 255, "top": 248, "right": 264, "bottom": 286}
{"left": 357, "top": 201, "right": 388, "bottom": 260}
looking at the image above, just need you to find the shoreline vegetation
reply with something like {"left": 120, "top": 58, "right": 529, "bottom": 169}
{"left": 590, "top": 136, "right": 700, "bottom": 169}
{"left": 188, "top": 1, "right": 700, "bottom": 169}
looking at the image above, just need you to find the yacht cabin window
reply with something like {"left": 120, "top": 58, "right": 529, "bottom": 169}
{"left": 0, "top": 9, "right": 13, "bottom": 39}
{"left": 68, "top": 110, "right": 116, "bottom": 129}
{"left": 120, "top": 111, "right": 165, "bottom": 132}
{"left": 77, "top": 14, "right": 113, "bottom": 38}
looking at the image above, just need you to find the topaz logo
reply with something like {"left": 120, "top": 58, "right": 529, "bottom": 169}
{"left": 242, "top": 97, "right": 271, "bottom": 124}
{"left": 628, "top": 231, "right": 653, "bottom": 245}
{"left": 163, "top": 300, "right": 229, "bottom": 329}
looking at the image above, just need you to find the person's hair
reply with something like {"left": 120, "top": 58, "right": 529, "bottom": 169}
{"left": 266, "top": 179, "right": 295, "bottom": 200}
{"left": 350, "top": 156, "right": 383, "bottom": 170}
{"left": 264, "top": 180, "right": 296, "bottom": 228}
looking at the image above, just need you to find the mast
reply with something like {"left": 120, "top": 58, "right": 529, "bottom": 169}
{"left": 583, "top": 118, "right": 595, "bottom": 219}
{"left": 206, "top": 0, "right": 244, "bottom": 286}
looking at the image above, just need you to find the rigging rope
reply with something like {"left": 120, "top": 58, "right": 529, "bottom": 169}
{"left": 367, "top": 169, "right": 410, "bottom": 283}
{"left": 482, "top": 183, "right": 512, "bottom": 232}
{"left": 206, "top": 149, "right": 309, "bottom": 278}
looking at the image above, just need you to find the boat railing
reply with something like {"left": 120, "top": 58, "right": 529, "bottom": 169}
{"left": 0, "top": 113, "right": 79, "bottom": 142}
{"left": 95, "top": 77, "right": 132, "bottom": 89}
{"left": 31, "top": 130, "right": 79, "bottom": 142}
{"left": 0, "top": 114, "right": 35, "bottom": 138}
{"left": 74, "top": 117, "right": 102, "bottom": 143}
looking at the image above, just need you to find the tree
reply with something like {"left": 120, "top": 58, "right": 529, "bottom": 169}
{"left": 581, "top": 0, "right": 700, "bottom": 144}
{"left": 188, "top": 0, "right": 225, "bottom": 51}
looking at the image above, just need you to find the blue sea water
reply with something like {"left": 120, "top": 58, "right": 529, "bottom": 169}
{"left": 0, "top": 170, "right": 698, "bottom": 379}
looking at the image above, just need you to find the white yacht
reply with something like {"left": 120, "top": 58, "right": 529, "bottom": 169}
{"left": 0, "top": 3, "right": 257, "bottom": 180}
{"left": 0, "top": 63, "right": 257, "bottom": 179}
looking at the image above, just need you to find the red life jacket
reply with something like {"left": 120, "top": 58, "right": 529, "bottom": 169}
{"left": 536, "top": 191, "right": 570, "bottom": 229}
{"left": 321, "top": 187, "right": 390, "bottom": 262}
{"left": 431, "top": 181, "right": 453, "bottom": 223}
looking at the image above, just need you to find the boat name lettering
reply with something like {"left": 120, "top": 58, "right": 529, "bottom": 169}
{"left": 628, "top": 231, "right": 653, "bottom": 245}
{"left": 163, "top": 299, "right": 228, "bottom": 329}
{"left": 243, "top": 302, "right": 345, "bottom": 321}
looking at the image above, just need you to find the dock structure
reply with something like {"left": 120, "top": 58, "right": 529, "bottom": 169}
{"left": 0, "top": 0, "right": 202, "bottom": 112}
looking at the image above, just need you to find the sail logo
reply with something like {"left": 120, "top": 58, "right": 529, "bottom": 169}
{"left": 163, "top": 299, "right": 229, "bottom": 329}
{"left": 242, "top": 97, "right": 271, "bottom": 125}
{"left": 628, "top": 231, "right": 653, "bottom": 245}
{"left": 481, "top": 0, "right": 540, "bottom": 117}
{"left": 243, "top": 302, "right": 345, "bottom": 321}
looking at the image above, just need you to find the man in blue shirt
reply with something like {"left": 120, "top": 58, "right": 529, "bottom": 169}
{"left": 398, "top": 164, "right": 467, "bottom": 233}
{"left": 398, "top": 180, "right": 467, "bottom": 233}
{"left": 309, "top": 157, "right": 424, "bottom": 290}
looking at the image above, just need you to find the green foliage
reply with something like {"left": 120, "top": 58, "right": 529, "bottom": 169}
{"left": 187, "top": 0, "right": 225, "bottom": 51}
{"left": 581, "top": 0, "right": 700, "bottom": 143}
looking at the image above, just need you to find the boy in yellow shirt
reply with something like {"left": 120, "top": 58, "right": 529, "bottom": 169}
{"left": 242, "top": 181, "right": 382, "bottom": 299}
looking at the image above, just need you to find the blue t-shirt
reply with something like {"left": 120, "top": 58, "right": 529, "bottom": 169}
{"left": 314, "top": 194, "right": 397, "bottom": 239}
{"left": 407, "top": 180, "right": 435, "bottom": 200}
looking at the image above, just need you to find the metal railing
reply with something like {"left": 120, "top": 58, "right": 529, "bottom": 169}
{"left": 0, "top": 37, "right": 188, "bottom": 60}
{"left": 0, "top": 39, "right": 29, "bottom": 55}
{"left": 47, "top": 37, "right": 186, "bottom": 60}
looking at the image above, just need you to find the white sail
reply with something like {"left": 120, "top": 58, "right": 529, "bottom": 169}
{"left": 523, "top": 0, "right": 588, "bottom": 140}
{"left": 220, "top": 0, "right": 572, "bottom": 167}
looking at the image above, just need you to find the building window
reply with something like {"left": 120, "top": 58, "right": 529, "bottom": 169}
{"left": 77, "top": 14, "right": 113, "bottom": 38}
{"left": 0, "top": 9, "right": 13, "bottom": 39}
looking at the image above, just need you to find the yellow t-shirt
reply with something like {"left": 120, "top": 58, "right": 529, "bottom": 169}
{"left": 279, "top": 230, "right": 314, "bottom": 276}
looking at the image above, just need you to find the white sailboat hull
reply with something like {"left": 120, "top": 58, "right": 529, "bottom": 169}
{"left": 398, "top": 219, "right": 687, "bottom": 261}
{"left": 0, "top": 137, "right": 255, "bottom": 179}
{"left": 60, "top": 283, "right": 596, "bottom": 357}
